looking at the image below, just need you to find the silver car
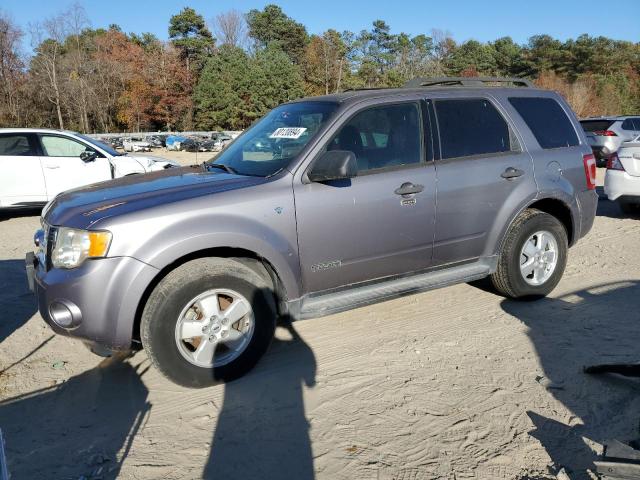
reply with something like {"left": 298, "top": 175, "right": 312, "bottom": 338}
{"left": 580, "top": 116, "right": 640, "bottom": 165}
{"left": 27, "top": 77, "right": 598, "bottom": 388}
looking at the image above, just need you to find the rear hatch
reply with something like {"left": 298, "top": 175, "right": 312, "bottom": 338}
{"left": 617, "top": 141, "right": 640, "bottom": 176}
{"left": 580, "top": 119, "right": 616, "bottom": 147}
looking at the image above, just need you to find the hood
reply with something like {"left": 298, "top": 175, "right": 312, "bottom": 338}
{"left": 43, "top": 165, "right": 268, "bottom": 228}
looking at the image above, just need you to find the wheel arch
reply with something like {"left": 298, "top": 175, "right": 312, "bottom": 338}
{"left": 131, "top": 247, "right": 290, "bottom": 345}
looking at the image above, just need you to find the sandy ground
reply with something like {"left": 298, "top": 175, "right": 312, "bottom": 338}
{"left": 1, "top": 169, "right": 639, "bottom": 480}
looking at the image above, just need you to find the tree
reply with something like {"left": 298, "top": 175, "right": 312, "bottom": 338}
{"left": 448, "top": 39, "right": 497, "bottom": 76}
{"left": 246, "top": 5, "right": 308, "bottom": 63}
{"left": 212, "top": 9, "right": 247, "bottom": 49}
{"left": 30, "top": 15, "right": 66, "bottom": 129}
{"left": 168, "top": 7, "right": 215, "bottom": 73}
{"left": 303, "top": 30, "right": 348, "bottom": 95}
{"left": 0, "top": 12, "right": 25, "bottom": 126}
{"left": 194, "top": 44, "right": 304, "bottom": 130}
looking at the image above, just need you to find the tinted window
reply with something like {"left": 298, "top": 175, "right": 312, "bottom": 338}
{"left": 0, "top": 134, "right": 35, "bottom": 156}
{"left": 580, "top": 120, "right": 615, "bottom": 132}
{"left": 632, "top": 118, "right": 640, "bottom": 130}
{"left": 41, "top": 135, "right": 94, "bottom": 157}
{"left": 327, "top": 103, "right": 423, "bottom": 172}
{"left": 509, "top": 97, "right": 579, "bottom": 149}
{"left": 435, "top": 99, "right": 514, "bottom": 159}
{"left": 621, "top": 118, "right": 635, "bottom": 131}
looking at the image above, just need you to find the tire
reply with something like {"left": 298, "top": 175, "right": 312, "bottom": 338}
{"left": 619, "top": 201, "right": 639, "bottom": 215}
{"left": 490, "top": 209, "right": 568, "bottom": 299}
{"left": 141, "top": 257, "right": 276, "bottom": 388}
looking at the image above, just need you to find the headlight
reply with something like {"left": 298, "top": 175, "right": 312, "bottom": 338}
{"left": 51, "top": 227, "right": 112, "bottom": 269}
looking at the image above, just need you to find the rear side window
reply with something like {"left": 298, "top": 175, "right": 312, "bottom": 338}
{"left": 622, "top": 118, "right": 635, "bottom": 130}
{"left": 580, "top": 120, "right": 615, "bottom": 132}
{"left": 0, "top": 134, "right": 36, "bottom": 156}
{"left": 435, "top": 99, "right": 515, "bottom": 159}
{"left": 509, "top": 97, "right": 579, "bottom": 149}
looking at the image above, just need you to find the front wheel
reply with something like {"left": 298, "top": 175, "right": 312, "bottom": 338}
{"left": 491, "top": 209, "right": 568, "bottom": 299}
{"left": 141, "top": 257, "right": 276, "bottom": 388}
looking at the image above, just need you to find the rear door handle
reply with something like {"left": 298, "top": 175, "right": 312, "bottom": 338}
{"left": 501, "top": 167, "right": 524, "bottom": 179}
{"left": 394, "top": 182, "right": 424, "bottom": 196}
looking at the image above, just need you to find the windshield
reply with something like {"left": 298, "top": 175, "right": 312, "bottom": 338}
{"left": 208, "top": 101, "right": 338, "bottom": 177}
{"left": 76, "top": 133, "right": 121, "bottom": 156}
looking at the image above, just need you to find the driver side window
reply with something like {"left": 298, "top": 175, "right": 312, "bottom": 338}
{"left": 41, "top": 135, "right": 94, "bottom": 157}
{"left": 327, "top": 102, "right": 423, "bottom": 174}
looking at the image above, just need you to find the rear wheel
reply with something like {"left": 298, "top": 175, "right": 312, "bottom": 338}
{"left": 141, "top": 257, "right": 276, "bottom": 388}
{"left": 491, "top": 209, "right": 568, "bottom": 299}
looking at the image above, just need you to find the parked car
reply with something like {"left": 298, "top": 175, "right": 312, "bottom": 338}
{"left": 604, "top": 134, "right": 640, "bottom": 214}
{"left": 0, "top": 128, "right": 179, "bottom": 210}
{"left": 198, "top": 140, "right": 217, "bottom": 152}
{"left": 211, "top": 133, "right": 233, "bottom": 151}
{"left": 145, "top": 134, "right": 167, "bottom": 148}
{"left": 123, "top": 137, "right": 152, "bottom": 152}
{"left": 580, "top": 116, "right": 640, "bottom": 166}
{"left": 28, "top": 77, "right": 597, "bottom": 388}
{"left": 166, "top": 134, "right": 188, "bottom": 151}
{"left": 180, "top": 137, "right": 200, "bottom": 152}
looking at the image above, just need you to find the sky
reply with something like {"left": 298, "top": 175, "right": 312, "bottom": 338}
{"left": 2, "top": 0, "right": 639, "bottom": 52}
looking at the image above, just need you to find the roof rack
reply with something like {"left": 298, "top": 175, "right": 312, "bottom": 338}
{"left": 404, "top": 76, "right": 534, "bottom": 88}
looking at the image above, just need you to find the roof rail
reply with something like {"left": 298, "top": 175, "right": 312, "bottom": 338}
{"left": 404, "top": 76, "right": 534, "bottom": 88}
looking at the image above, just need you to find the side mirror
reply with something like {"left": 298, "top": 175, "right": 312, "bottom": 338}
{"left": 80, "top": 150, "right": 98, "bottom": 163}
{"left": 307, "top": 150, "right": 358, "bottom": 183}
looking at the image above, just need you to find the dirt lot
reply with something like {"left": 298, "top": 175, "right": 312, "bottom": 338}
{"left": 1, "top": 169, "right": 639, "bottom": 480}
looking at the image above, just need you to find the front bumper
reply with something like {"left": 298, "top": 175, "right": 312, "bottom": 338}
{"left": 30, "top": 254, "right": 159, "bottom": 349}
{"left": 604, "top": 170, "right": 640, "bottom": 202}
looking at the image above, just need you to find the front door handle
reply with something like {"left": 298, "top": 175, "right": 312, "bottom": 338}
{"left": 394, "top": 182, "right": 424, "bottom": 196}
{"left": 501, "top": 167, "right": 524, "bottom": 179}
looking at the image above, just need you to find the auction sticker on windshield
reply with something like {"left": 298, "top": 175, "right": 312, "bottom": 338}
{"left": 270, "top": 127, "right": 307, "bottom": 139}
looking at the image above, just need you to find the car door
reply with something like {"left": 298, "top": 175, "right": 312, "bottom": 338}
{"left": 38, "top": 134, "right": 112, "bottom": 199}
{"left": 0, "top": 132, "right": 47, "bottom": 208}
{"left": 293, "top": 100, "right": 437, "bottom": 294}
{"left": 429, "top": 95, "right": 536, "bottom": 267}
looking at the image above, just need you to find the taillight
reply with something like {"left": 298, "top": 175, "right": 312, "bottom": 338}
{"left": 606, "top": 153, "right": 625, "bottom": 171}
{"left": 583, "top": 153, "right": 597, "bottom": 190}
{"left": 593, "top": 130, "right": 617, "bottom": 136}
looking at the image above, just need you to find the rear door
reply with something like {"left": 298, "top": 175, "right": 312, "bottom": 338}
{"left": 429, "top": 95, "right": 537, "bottom": 266}
{"left": 38, "top": 133, "right": 112, "bottom": 199}
{"left": 0, "top": 132, "right": 47, "bottom": 207}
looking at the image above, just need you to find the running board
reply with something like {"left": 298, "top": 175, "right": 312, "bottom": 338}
{"left": 295, "top": 258, "right": 495, "bottom": 320}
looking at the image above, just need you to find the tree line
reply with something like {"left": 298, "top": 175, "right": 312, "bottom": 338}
{"left": 0, "top": 3, "right": 638, "bottom": 133}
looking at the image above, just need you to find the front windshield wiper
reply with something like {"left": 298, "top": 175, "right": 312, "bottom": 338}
{"left": 204, "top": 162, "right": 238, "bottom": 175}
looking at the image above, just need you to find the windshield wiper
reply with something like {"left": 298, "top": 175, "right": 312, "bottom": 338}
{"left": 205, "top": 162, "right": 238, "bottom": 175}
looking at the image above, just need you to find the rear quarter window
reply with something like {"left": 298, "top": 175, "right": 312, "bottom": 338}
{"left": 509, "top": 97, "right": 579, "bottom": 149}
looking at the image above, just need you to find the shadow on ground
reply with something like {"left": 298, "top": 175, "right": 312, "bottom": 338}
{"left": 501, "top": 281, "right": 640, "bottom": 479}
{"left": 0, "top": 259, "right": 37, "bottom": 345}
{"left": 0, "top": 354, "right": 150, "bottom": 479}
{"left": 203, "top": 320, "right": 317, "bottom": 480}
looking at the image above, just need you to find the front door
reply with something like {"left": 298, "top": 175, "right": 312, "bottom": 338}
{"left": 293, "top": 101, "right": 437, "bottom": 294}
{"left": 38, "top": 134, "right": 112, "bottom": 199}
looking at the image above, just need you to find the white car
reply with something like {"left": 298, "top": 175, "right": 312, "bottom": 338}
{"left": 604, "top": 134, "right": 640, "bottom": 214}
{"left": 122, "top": 137, "right": 151, "bottom": 152}
{"left": 0, "top": 128, "right": 179, "bottom": 211}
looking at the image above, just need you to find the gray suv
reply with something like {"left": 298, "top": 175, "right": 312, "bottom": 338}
{"left": 27, "top": 77, "right": 598, "bottom": 388}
